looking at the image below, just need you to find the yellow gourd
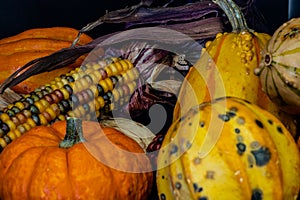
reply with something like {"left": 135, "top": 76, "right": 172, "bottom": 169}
{"left": 173, "top": 0, "right": 297, "bottom": 136}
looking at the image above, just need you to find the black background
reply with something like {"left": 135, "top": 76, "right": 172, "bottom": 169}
{"left": 0, "top": 0, "right": 299, "bottom": 40}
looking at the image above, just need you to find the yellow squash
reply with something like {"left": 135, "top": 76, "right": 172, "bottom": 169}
{"left": 157, "top": 97, "right": 300, "bottom": 200}
{"left": 173, "top": 0, "right": 297, "bottom": 136}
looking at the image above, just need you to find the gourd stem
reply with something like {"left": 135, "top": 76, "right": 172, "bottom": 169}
{"left": 59, "top": 117, "right": 86, "bottom": 148}
{"left": 213, "top": 0, "right": 251, "bottom": 32}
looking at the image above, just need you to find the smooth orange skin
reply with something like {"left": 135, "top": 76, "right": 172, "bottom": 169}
{"left": 0, "top": 27, "right": 93, "bottom": 94}
{"left": 0, "top": 121, "right": 153, "bottom": 200}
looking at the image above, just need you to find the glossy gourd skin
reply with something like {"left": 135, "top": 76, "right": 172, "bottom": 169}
{"left": 255, "top": 18, "right": 300, "bottom": 115}
{"left": 157, "top": 97, "right": 300, "bottom": 200}
{"left": 173, "top": 0, "right": 297, "bottom": 136}
{"left": 0, "top": 27, "right": 93, "bottom": 93}
{"left": 0, "top": 119, "right": 153, "bottom": 199}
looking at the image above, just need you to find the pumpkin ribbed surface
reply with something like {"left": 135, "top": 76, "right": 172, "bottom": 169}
{"left": 157, "top": 97, "right": 300, "bottom": 200}
{"left": 0, "top": 27, "right": 93, "bottom": 93}
{"left": 254, "top": 18, "right": 300, "bottom": 115}
{"left": 0, "top": 120, "right": 153, "bottom": 199}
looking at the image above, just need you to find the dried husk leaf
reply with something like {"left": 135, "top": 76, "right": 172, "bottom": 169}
{"left": 99, "top": 117, "right": 156, "bottom": 151}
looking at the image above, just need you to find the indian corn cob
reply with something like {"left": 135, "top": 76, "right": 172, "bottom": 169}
{"left": 0, "top": 57, "right": 139, "bottom": 151}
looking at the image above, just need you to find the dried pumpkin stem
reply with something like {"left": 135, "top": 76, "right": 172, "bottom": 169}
{"left": 212, "top": 0, "right": 251, "bottom": 32}
{"left": 59, "top": 117, "right": 86, "bottom": 148}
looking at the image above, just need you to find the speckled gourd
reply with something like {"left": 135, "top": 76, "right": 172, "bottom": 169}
{"left": 157, "top": 97, "right": 300, "bottom": 200}
{"left": 173, "top": 0, "right": 297, "bottom": 136}
{"left": 254, "top": 18, "right": 300, "bottom": 115}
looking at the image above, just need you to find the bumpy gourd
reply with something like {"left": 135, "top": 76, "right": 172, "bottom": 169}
{"left": 157, "top": 97, "right": 300, "bottom": 200}
{"left": 254, "top": 18, "right": 300, "bottom": 115}
{"left": 173, "top": 0, "right": 297, "bottom": 136}
{"left": 0, "top": 118, "right": 153, "bottom": 199}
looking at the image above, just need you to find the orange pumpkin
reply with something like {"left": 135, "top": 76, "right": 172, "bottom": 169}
{"left": 0, "top": 118, "right": 153, "bottom": 199}
{"left": 0, "top": 27, "right": 93, "bottom": 93}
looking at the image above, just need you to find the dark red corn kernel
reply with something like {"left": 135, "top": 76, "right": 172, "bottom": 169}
{"left": 81, "top": 90, "right": 90, "bottom": 103}
{"left": 16, "top": 113, "right": 27, "bottom": 124}
{"left": 53, "top": 89, "right": 64, "bottom": 101}
{"left": 50, "top": 93, "right": 60, "bottom": 104}
{"left": 11, "top": 116, "right": 20, "bottom": 126}
{"left": 42, "top": 111, "right": 52, "bottom": 123}
{"left": 76, "top": 92, "right": 85, "bottom": 105}
{"left": 44, "top": 94, "right": 54, "bottom": 104}
{"left": 32, "top": 114, "right": 41, "bottom": 126}
{"left": 99, "top": 68, "right": 108, "bottom": 80}
{"left": 122, "top": 85, "right": 130, "bottom": 96}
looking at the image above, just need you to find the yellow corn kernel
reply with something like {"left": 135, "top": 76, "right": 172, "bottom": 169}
{"left": 57, "top": 114, "right": 66, "bottom": 121}
{"left": 77, "top": 106, "right": 86, "bottom": 116}
{"left": 79, "top": 77, "right": 90, "bottom": 90}
{"left": 27, "top": 118, "right": 36, "bottom": 128}
{"left": 0, "top": 113, "right": 10, "bottom": 122}
{"left": 6, "top": 120, "right": 16, "bottom": 131}
{"left": 45, "top": 107, "right": 57, "bottom": 120}
{"left": 0, "top": 138, "right": 7, "bottom": 149}
{"left": 38, "top": 114, "right": 48, "bottom": 126}
{"left": 34, "top": 101, "right": 46, "bottom": 113}
{"left": 105, "top": 66, "right": 113, "bottom": 77}
{"left": 55, "top": 80, "right": 64, "bottom": 89}
{"left": 99, "top": 80, "right": 109, "bottom": 93}
{"left": 7, "top": 131, "right": 17, "bottom": 141}
{"left": 60, "top": 87, "right": 70, "bottom": 100}
{"left": 105, "top": 78, "right": 114, "bottom": 91}
{"left": 23, "top": 123, "right": 32, "bottom": 131}
{"left": 97, "top": 96, "right": 105, "bottom": 108}
{"left": 112, "top": 89, "right": 120, "bottom": 102}
{"left": 15, "top": 102, "right": 25, "bottom": 110}
{"left": 50, "top": 84, "right": 58, "bottom": 91}
{"left": 7, "top": 104, "right": 15, "bottom": 110}
{"left": 13, "top": 129, "right": 22, "bottom": 138}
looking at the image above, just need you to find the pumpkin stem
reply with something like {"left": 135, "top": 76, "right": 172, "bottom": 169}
{"left": 212, "top": 0, "right": 252, "bottom": 32}
{"left": 59, "top": 117, "right": 86, "bottom": 148}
